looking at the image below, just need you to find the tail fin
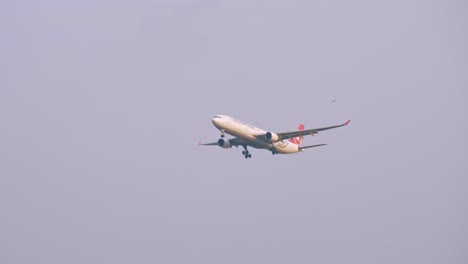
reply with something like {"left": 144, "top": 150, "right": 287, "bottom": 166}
{"left": 289, "top": 124, "right": 304, "bottom": 145}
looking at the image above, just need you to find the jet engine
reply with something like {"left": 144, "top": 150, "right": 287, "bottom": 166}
{"left": 265, "top": 132, "right": 279, "bottom": 142}
{"left": 217, "top": 138, "right": 232, "bottom": 148}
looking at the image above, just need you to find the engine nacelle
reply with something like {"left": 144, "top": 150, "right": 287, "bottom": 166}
{"left": 217, "top": 138, "right": 232, "bottom": 148}
{"left": 265, "top": 132, "right": 279, "bottom": 142}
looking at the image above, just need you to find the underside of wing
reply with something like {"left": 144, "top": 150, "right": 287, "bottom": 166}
{"left": 299, "top": 144, "right": 327, "bottom": 150}
{"left": 199, "top": 138, "right": 245, "bottom": 147}
{"left": 227, "top": 138, "right": 245, "bottom": 147}
{"left": 276, "top": 120, "right": 350, "bottom": 141}
{"left": 199, "top": 140, "right": 218, "bottom": 146}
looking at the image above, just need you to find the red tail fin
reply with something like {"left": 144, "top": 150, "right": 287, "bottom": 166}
{"left": 289, "top": 124, "right": 304, "bottom": 145}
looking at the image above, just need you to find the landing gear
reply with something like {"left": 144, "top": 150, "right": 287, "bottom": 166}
{"left": 270, "top": 146, "right": 278, "bottom": 155}
{"left": 220, "top": 129, "right": 225, "bottom": 138}
{"left": 242, "top": 145, "right": 252, "bottom": 159}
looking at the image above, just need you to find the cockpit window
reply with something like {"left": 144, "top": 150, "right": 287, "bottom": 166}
{"left": 213, "top": 115, "right": 222, "bottom": 119}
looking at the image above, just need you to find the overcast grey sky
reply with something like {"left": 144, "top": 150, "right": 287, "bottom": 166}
{"left": 2, "top": 1, "right": 467, "bottom": 263}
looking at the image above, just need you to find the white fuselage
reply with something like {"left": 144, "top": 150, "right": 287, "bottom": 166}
{"left": 212, "top": 115, "right": 301, "bottom": 154}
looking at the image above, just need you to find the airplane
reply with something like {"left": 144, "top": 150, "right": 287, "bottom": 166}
{"left": 199, "top": 115, "right": 350, "bottom": 159}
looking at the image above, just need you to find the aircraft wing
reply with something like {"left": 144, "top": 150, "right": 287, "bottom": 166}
{"left": 199, "top": 141, "right": 218, "bottom": 146}
{"left": 276, "top": 120, "right": 350, "bottom": 141}
{"left": 199, "top": 138, "right": 245, "bottom": 147}
{"left": 299, "top": 144, "right": 327, "bottom": 150}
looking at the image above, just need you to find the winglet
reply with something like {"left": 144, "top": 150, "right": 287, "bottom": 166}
{"left": 344, "top": 120, "right": 351, "bottom": 126}
{"left": 198, "top": 140, "right": 202, "bottom": 145}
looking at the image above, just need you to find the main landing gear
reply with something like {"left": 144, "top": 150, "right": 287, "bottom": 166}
{"left": 242, "top": 145, "right": 252, "bottom": 159}
{"left": 270, "top": 146, "right": 278, "bottom": 155}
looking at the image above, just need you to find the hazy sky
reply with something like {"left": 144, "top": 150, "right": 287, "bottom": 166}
{"left": 2, "top": 1, "right": 467, "bottom": 263}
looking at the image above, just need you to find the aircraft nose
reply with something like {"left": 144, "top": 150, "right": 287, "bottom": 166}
{"left": 212, "top": 117, "right": 223, "bottom": 128}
